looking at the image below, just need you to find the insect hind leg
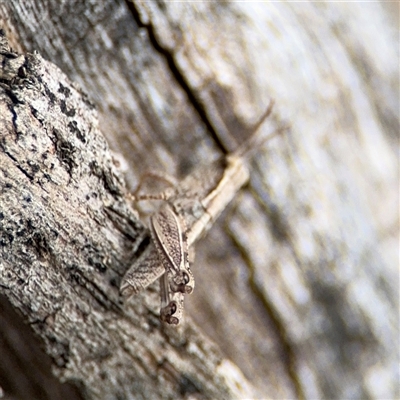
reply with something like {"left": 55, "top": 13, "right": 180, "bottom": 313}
{"left": 127, "top": 171, "right": 178, "bottom": 202}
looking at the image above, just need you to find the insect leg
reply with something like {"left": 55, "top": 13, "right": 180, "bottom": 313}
{"left": 127, "top": 171, "right": 177, "bottom": 202}
{"left": 159, "top": 272, "right": 184, "bottom": 325}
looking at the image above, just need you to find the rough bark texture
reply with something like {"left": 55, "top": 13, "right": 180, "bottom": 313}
{"left": 0, "top": 1, "right": 398, "bottom": 400}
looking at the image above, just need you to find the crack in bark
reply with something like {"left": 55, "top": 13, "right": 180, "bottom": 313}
{"left": 68, "top": 267, "right": 123, "bottom": 314}
{"left": 125, "top": 0, "right": 228, "bottom": 154}
{"left": 1, "top": 147, "right": 34, "bottom": 181}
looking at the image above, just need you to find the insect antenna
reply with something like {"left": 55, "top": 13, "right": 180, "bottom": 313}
{"left": 234, "top": 99, "right": 287, "bottom": 159}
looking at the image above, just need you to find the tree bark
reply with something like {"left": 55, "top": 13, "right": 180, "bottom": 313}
{"left": 0, "top": 1, "right": 398, "bottom": 400}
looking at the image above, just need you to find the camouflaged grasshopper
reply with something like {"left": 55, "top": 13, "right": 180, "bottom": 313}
{"left": 121, "top": 101, "right": 281, "bottom": 324}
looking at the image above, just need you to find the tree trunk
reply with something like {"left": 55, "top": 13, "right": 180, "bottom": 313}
{"left": 0, "top": 2, "right": 398, "bottom": 399}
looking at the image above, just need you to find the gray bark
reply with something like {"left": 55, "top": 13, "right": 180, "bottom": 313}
{"left": 0, "top": 1, "right": 398, "bottom": 399}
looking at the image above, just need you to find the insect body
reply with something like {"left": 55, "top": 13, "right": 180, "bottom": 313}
{"left": 122, "top": 156, "right": 250, "bottom": 324}
{"left": 121, "top": 101, "right": 281, "bottom": 324}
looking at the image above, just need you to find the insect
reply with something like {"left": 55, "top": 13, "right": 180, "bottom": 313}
{"left": 122, "top": 179, "right": 195, "bottom": 325}
{"left": 121, "top": 101, "right": 282, "bottom": 324}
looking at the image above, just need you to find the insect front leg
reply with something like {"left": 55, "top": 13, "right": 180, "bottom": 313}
{"left": 159, "top": 272, "right": 184, "bottom": 325}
